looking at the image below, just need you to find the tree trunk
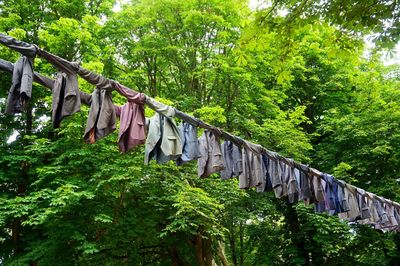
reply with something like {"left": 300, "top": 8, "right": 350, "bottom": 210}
{"left": 239, "top": 221, "right": 244, "bottom": 266}
{"left": 170, "top": 247, "right": 186, "bottom": 266}
{"left": 228, "top": 229, "right": 237, "bottom": 266}
{"left": 284, "top": 203, "right": 310, "bottom": 265}
{"left": 203, "top": 237, "right": 213, "bottom": 266}
{"left": 195, "top": 231, "right": 206, "bottom": 266}
{"left": 217, "top": 241, "right": 230, "bottom": 266}
{"left": 12, "top": 103, "right": 33, "bottom": 255}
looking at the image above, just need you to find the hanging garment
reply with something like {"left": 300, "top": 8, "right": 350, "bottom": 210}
{"left": 282, "top": 158, "right": 300, "bottom": 203}
{"left": 385, "top": 202, "right": 399, "bottom": 227}
{"left": 176, "top": 121, "right": 200, "bottom": 165}
{"left": 359, "top": 192, "right": 380, "bottom": 225}
{"left": 256, "top": 154, "right": 273, "bottom": 193}
{"left": 239, "top": 143, "right": 265, "bottom": 189}
{"left": 220, "top": 140, "right": 242, "bottom": 180}
{"left": 83, "top": 88, "right": 116, "bottom": 144}
{"left": 198, "top": 130, "right": 224, "bottom": 178}
{"left": 314, "top": 176, "right": 327, "bottom": 213}
{"left": 324, "top": 174, "right": 342, "bottom": 215}
{"left": 297, "top": 165, "right": 312, "bottom": 201}
{"left": 314, "top": 174, "right": 341, "bottom": 215}
{"left": 5, "top": 56, "right": 34, "bottom": 114}
{"left": 311, "top": 175, "right": 325, "bottom": 203}
{"left": 145, "top": 113, "right": 182, "bottom": 164}
{"left": 0, "top": 58, "right": 55, "bottom": 92}
{"left": 269, "top": 154, "right": 285, "bottom": 198}
{"left": 338, "top": 184, "right": 360, "bottom": 220}
{"left": 393, "top": 207, "right": 400, "bottom": 226}
{"left": 51, "top": 72, "right": 81, "bottom": 128}
{"left": 346, "top": 185, "right": 360, "bottom": 219}
{"left": 356, "top": 188, "right": 371, "bottom": 220}
{"left": 337, "top": 180, "right": 350, "bottom": 214}
{"left": 376, "top": 198, "right": 389, "bottom": 225}
{"left": 114, "top": 101, "right": 146, "bottom": 153}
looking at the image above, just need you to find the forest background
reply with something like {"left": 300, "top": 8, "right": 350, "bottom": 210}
{"left": 1, "top": 0, "right": 400, "bottom": 265}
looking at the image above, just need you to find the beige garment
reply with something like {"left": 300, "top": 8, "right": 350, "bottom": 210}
{"left": 338, "top": 185, "right": 359, "bottom": 220}
{"left": 197, "top": 130, "right": 224, "bottom": 178}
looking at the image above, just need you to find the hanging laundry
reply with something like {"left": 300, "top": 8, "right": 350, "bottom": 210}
{"left": 51, "top": 72, "right": 81, "bottom": 128}
{"left": 359, "top": 192, "right": 380, "bottom": 226}
{"left": 337, "top": 180, "right": 350, "bottom": 214}
{"left": 356, "top": 188, "right": 371, "bottom": 220}
{"left": 113, "top": 86, "right": 146, "bottom": 153}
{"left": 239, "top": 143, "right": 265, "bottom": 189}
{"left": 198, "top": 130, "right": 224, "bottom": 178}
{"left": 145, "top": 113, "right": 182, "bottom": 164}
{"left": 176, "top": 121, "right": 200, "bottom": 165}
{"left": 369, "top": 198, "right": 382, "bottom": 225}
{"left": 313, "top": 175, "right": 327, "bottom": 213}
{"left": 281, "top": 158, "right": 299, "bottom": 203}
{"left": 114, "top": 102, "right": 146, "bottom": 153}
{"left": 374, "top": 197, "right": 389, "bottom": 225}
{"left": 324, "top": 174, "right": 342, "bottom": 215}
{"left": 385, "top": 201, "right": 399, "bottom": 227}
{"left": 296, "top": 164, "right": 312, "bottom": 201}
{"left": 268, "top": 153, "right": 285, "bottom": 198}
{"left": 83, "top": 88, "right": 116, "bottom": 144}
{"left": 220, "top": 140, "right": 242, "bottom": 180}
{"left": 0, "top": 58, "right": 55, "bottom": 91}
{"left": 5, "top": 56, "right": 34, "bottom": 114}
{"left": 393, "top": 207, "right": 400, "bottom": 226}
{"left": 256, "top": 154, "right": 273, "bottom": 193}
{"left": 338, "top": 184, "right": 359, "bottom": 220}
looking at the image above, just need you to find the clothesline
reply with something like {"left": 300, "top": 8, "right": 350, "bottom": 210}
{"left": 1, "top": 33, "right": 399, "bottom": 231}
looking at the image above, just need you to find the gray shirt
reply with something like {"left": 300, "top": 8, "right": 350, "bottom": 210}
{"left": 198, "top": 130, "right": 224, "bottom": 178}
{"left": 239, "top": 143, "right": 265, "bottom": 189}
{"left": 269, "top": 154, "right": 284, "bottom": 198}
{"left": 282, "top": 158, "right": 299, "bottom": 203}
{"left": 52, "top": 72, "right": 81, "bottom": 128}
{"left": 83, "top": 88, "right": 116, "bottom": 143}
{"left": 220, "top": 140, "right": 242, "bottom": 180}
{"left": 5, "top": 56, "right": 34, "bottom": 114}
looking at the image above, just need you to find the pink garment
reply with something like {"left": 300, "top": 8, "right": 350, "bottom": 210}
{"left": 114, "top": 82, "right": 146, "bottom": 153}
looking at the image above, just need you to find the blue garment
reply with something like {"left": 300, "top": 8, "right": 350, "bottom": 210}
{"left": 176, "top": 121, "right": 200, "bottom": 165}
{"left": 220, "top": 140, "right": 242, "bottom": 180}
{"left": 324, "top": 174, "right": 342, "bottom": 215}
{"left": 257, "top": 154, "right": 273, "bottom": 192}
{"left": 298, "top": 169, "right": 312, "bottom": 201}
{"left": 314, "top": 174, "right": 341, "bottom": 214}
